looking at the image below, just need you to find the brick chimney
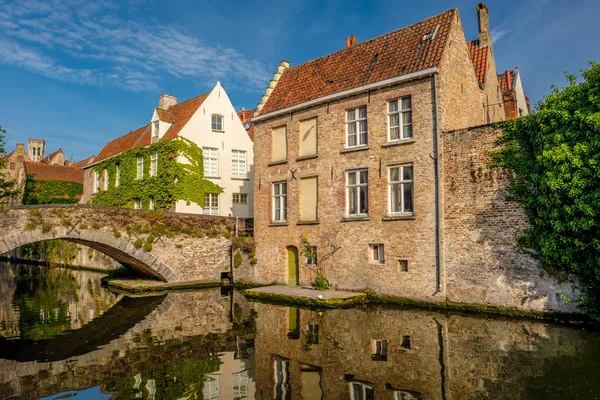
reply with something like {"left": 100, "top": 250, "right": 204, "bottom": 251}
{"left": 505, "top": 70, "right": 512, "bottom": 90}
{"left": 351, "top": 34, "right": 356, "bottom": 45}
{"left": 477, "top": 3, "right": 491, "bottom": 47}
{"left": 159, "top": 94, "right": 177, "bottom": 110}
{"left": 241, "top": 106, "right": 246, "bottom": 121}
{"left": 345, "top": 37, "right": 351, "bottom": 47}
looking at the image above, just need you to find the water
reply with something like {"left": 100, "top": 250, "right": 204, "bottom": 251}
{"left": 1, "top": 262, "right": 600, "bottom": 400}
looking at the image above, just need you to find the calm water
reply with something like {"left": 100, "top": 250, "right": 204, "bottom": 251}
{"left": 1, "top": 262, "right": 600, "bottom": 400}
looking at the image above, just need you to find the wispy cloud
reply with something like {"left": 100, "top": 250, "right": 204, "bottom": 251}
{"left": 0, "top": 0, "right": 270, "bottom": 92}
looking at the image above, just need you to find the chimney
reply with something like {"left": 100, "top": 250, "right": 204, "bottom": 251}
{"left": 241, "top": 106, "right": 246, "bottom": 121}
{"left": 505, "top": 70, "right": 512, "bottom": 90}
{"left": 476, "top": 3, "right": 491, "bottom": 47}
{"left": 345, "top": 37, "right": 351, "bottom": 47}
{"left": 351, "top": 34, "right": 356, "bottom": 45}
{"left": 16, "top": 143, "right": 25, "bottom": 153}
{"left": 159, "top": 94, "right": 177, "bottom": 110}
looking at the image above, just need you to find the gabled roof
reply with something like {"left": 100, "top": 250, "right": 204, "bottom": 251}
{"left": 157, "top": 109, "right": 176, "bottom": 123}
{"left": 72, "top": 155, "right": 96, "bottom": 169}
{"left": 92, "top": 92, "right": 210, "bottom": 164}
{"left": 41, "top": 148, "right": 63, "bottom": 164}
{"left": 24, "top": 161, "right": 84, "bottom": 184}
{"left": 260, "top": 9, "right": 455, "bottom": 115}
{"left": 468, "top": 40, "right": 489, "bottom": 86}
{"left": 237, "top": 108, "right": 257, "bottom": 141}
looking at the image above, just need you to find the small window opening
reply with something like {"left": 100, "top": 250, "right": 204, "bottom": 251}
{"left": 398, "top": 259, "right": 408, "bottom": 272}
{"left": 371, "top": 339, "right": 388, "bottom": 361}
{"left": 370, "top": 244, "right": 384, "bottom": 263}
{"left": 306, "top": 322, "right": 319, "bottom": 345}
{"left": 401, "top": 335, "right": 411, "bottom": 349}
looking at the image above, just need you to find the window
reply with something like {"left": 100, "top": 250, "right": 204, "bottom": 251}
{"left": 306, "top": 322, "right": 319, "bottom": 345}
{"left": 136, "top": 156, "right": 143, "bottom": 179}
{"left": 150, "top": 152, "right": 158, "bottom": 177}
{"left": 102, "top": 169, "right": 108, "bottom": 190}
{"left": 370, "top": 244, "right": 385, "bottom": 263}
{"left": 203, "top": 374, "right": 221, "bottom": 400}
{"left": 271, "top": 125, "right": 287, "bottom": 162}
{"left": 346, "top": 106, "right": 368, "bottom": 147}
{"left": 398, "top": 259, "right": 409, "bottom": 272}
{"left": 149, "top": 197, "right": 155, "bottom": 210}
{"left": 9, "top": 162, "right": 15, "bottom": 170}
{"left": 232, "top": 370, "right": 249, "bottom": 400}
{"left": 232, "top": 193, "right": 248, "bottom": 204}
{"left": 93, "top": 170, "right": 99, "bottom": 194}
{"left": 272, "top": 181, "right": 287, "bottom": 222}
{"left": 305, "top": 245, "right": 317, "bottom": 266}
{"left": 115, "top": 165, "right": 120, "bottom": 187}
{"left": 274, "top": 356, "right": 291, "bottom": 400}
{"left": 231, "top": 150, "right": 247, "bottom": 178}
{"left": 299, "top": 177, "right": 317, "bottom": 221}
{"left": 389, "top": 164, "right": 414, "bottom": 214}
{"left": 299, "top": 117, "right": 317, "bottom": 157}
{"left": 388, "top": 97, "right": 412, "bottom": 141}
{"left": 203, "top": 193, "right": 219, "bottom": 215}
{"left": 401, "top": 335, "right": 411, "bottom": 349}
{"left": 346, "top": 169, "right": 368, "bottom": 215}
{"left": 152, "top": 121, "right": 159, "bottom": 138}
{"left": 349, "top": 381, "right": 374, "bottom": 400}
{"left": 211, "top": 114, "right": 224, "bottom": 131}
{"left": 203, "top": 147, "right": 218, "bottom": 177}
{"left": 394, "top": 390, "right": 421, "bottom": 400}
{"left": 371, "top": 339, "right": 388, "bottom": 361}
{"left": 134, "top": 199, "right": 141, "bottom": 209}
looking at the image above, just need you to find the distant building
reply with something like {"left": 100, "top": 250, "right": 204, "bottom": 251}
{"left": 498, "top": 68, "right": 531, "bottom": 118}
{"left": 82, "top": 82, "right": 255, "bottom": 217}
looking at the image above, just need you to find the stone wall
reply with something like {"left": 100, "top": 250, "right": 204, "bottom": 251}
{"left": 441, "top": 124, "right": 579, "bottom": 313}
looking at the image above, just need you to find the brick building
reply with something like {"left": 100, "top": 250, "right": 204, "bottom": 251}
{"left": 247, "top": 4, "right": 574, "bottom": 312}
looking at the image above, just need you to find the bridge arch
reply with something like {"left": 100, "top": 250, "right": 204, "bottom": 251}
{"left": 0, "top": 228, "right": 177, "bottom": 282}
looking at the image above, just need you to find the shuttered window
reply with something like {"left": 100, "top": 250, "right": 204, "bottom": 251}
{"left": 271, "top": 126, "right": 287, "bottom": 162}
{"left": 299, "top": 177, "right": 318, "bottom": 221}
{"left": 299, "top": 117, "right": 317, "bottom": 157}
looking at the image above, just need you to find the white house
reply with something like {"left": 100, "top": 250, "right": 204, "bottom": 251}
{"left": 82, "top": 82, "right": 254, "bottom": 217}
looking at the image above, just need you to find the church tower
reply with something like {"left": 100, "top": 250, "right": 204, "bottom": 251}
{"left": 28, "top": 138, "right": 46, "bottom": 162}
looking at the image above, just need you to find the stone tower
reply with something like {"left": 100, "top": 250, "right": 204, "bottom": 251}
{"left": 28, "top": 138, "right": 46, "bottom": 162}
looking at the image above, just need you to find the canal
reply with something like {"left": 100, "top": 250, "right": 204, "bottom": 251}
{"left": 1, "top": 262, "right": 599, "bottom": 399}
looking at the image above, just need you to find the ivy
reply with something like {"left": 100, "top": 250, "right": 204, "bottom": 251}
{"left": 22, "top": 175, "right": 82, "bottom": 205}
{"left": 90, "top": 138, "right": 221, "bottom": 210}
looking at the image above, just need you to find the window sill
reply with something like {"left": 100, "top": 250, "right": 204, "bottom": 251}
{"left": 382, "top": 138, "right": 415, "bottom": 148}
{"left": 296, "top": 154, "right": 318, "bottom": 162}
{"left": 268, "top": 222, "right": 289, "bottom": 227}
{"left": 340, "top": 146, "right": 370, "bottom": 154}
{"left": 268, "top": 160, "right": 288, "bottom": 167}
{"left": 231, "top": 177, "right": 249, "bottom": 181}
{"left": 297, "top": 220, "right": 319, "bottom": 226}
{"left": 341, "top": 216, "right": 370, "bottom": 222}
{"left": 382, "top": 214, "right": 416, "bottom": 221}
{"left": 212, "top": 129, "right": 225, "bottom": 133}
{"left": 205, "top": 176, "right": 221, "bottom": 179}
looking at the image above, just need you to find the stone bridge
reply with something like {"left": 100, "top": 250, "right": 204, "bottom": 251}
{"left": 0, "top": 205, "right": 253, "bottom": 283}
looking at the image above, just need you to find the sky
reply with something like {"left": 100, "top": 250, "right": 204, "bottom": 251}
{"left": 0, "top": 0, "right": 598, "bottom": 161}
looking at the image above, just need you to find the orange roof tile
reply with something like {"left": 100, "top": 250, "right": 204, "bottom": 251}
{"left": 260, "top": 9, "right": 455, "bottom": 115}
{"left": 237, "top": 108, "right": 257, "bottom": 141}
{"left": 24, "top": 161, "right": 84, "bottom": 184}
{"left": 468, "top": 40, "right": 489, "bottom": 86}
{"left": 72, "top": 155, "right": 96, "bottom": 169}
{"left": 497, "top": 70, "right": 515, "bottom": 92}
{"left": 92, "top": 91, "right": 210, "bottom": 164}
{"left": 157, "top": 109, "right": 176, "bottom": 123}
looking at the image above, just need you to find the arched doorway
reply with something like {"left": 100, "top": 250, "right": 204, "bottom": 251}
{"left": 287, "top": 246, "right": 299, "bottom": 286}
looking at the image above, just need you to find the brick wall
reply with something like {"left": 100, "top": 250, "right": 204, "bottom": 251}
{"left": 441, "top": 124, "right": 579, "bottom": 312}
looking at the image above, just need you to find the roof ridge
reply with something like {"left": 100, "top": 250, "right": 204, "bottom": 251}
{"left": 284, "top": 8, "right": 456, "bottom": 72}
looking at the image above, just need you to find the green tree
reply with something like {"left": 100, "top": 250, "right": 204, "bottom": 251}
{"left": 492, "top": 62, "right": 600, "bottom": 318}
{"left": 0, "top": 124, "right": 17, "bottom": 206}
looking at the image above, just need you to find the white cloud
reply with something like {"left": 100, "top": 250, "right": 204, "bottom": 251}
{"left": 0, "top": 0, "right": 270, "bottom": 92}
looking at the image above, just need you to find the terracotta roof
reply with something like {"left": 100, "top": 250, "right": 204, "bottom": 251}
{"left": 72, "top": 155, "right": 96, "bottom": 169}
{"left": 41, "top": 149, "right": 63, "bottom": 164}
{"left": 497, "top": 70, "right": 515, "bottom": 92}
{"left": 260, "top": 9, "right": 455, "bottom": 115}
{"left": 237, "top": 108, "right": 257, "bottom": 141}
{"left": 468, "top": 40, "right": 489, "bottom": 86}
{"left": 157, "top": 109, "right": 176, "bottom": 123}
{"left": 24, "top": 161, "right": 84, "bottom": 184}
{"left": 92, "top": 92, "right": 210, "bottom": 164}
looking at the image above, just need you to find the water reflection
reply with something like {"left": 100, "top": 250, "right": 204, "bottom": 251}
{"left": 1, "top": 263, "right": 600, "bottom": 400}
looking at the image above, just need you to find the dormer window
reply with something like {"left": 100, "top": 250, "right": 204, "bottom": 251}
{"left": 211, "top": 115, "right": 224, "bottom": 132}
{"left": 152, "top": 121, "right": 159, "bottom": 139}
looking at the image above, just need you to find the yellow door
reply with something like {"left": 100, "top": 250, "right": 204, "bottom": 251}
{"left": 287, "top": 246, "right": 299, "bottom": 286}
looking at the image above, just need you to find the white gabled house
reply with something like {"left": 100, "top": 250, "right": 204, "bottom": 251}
{"left": 82, "top": 82, "right": 254, "bottom": 217}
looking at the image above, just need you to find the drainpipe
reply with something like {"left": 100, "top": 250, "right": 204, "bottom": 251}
{"left": 432, "top": 73, "right": 442, "bottom": 296}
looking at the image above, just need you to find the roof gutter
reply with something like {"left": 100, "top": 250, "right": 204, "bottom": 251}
{"left": 252, "top": 67, "right": 439, "bottom": 122}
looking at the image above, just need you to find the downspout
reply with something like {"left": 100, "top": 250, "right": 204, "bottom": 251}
{"left": 432, "top": 73, "right": 442, "bottom": 296}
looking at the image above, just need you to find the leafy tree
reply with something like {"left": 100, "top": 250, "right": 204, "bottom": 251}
{"left": 492, "top": 62, "right": 600, "bottom": 318}
{"left": 0, "top": 124, "right": 17, "bottom": 205}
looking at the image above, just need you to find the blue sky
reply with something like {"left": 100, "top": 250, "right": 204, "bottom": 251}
{"left": 0, "top": 0, "right": 598, "bottom": 161}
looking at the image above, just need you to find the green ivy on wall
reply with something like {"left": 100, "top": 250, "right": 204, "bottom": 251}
{"left": 22, "top": 175, "right": 83, "bottom": 205}
{"left": 90, "top": 138, "right": 221, "bottom": 210}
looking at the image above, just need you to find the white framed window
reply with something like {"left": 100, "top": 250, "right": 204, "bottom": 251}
{"left": 389, "top": 164, "right": 414, "bottom": 214}
{"left": 231, "top": 150, "right": 247, "bottom": 178}
{"left": 152, "top": 121, "right": 159, "bottom": 138}
{"left": 349, "top": 381, "right": 374, "bottom": 400}
{"left": 134, "top": 199, "right": 141, "bottom": 209}
{"left": 211, "top": 114, "right": 224, "bottom": 131}
{"left": 150, "top": 152, "right": 158, "bottom": 177}
{"left": 136, "top": 156, "right": 143, "bottom": 179}
{"left": 371, "top": 339, "right": 388, "bottom": 361}
{"left": 232, "top": 193, "right": 248, "bottom": 204}
{"left": 115, "top": 165, "right": 120, "bottom": 187}
{"left": 306, "top": 245, "right": 317, "bottom": 266}
{"left": 93, "top": 170, "right": 99, "bottom": 194}
{"left": 203, "top": 147, "right": 218, "bottom": 177}
{"left": 370, "top": 244, "right": 385, "bottom": 263}
{"left": 388, "top": 97, "right": 412, "bottom": 141}
{"left": 346, "top": 106, "right": 368, "bottom": 148}
{"left": 203, "top": 193, "right": 219, "bottom": 215}
{"left": 346, "top": 169, "right": 368, "bottom": 216}
{"left": 149, "top": 197, "right": 155, "bottom": 210}
{"left": 274, "top": 356, "right": 291, "bottom": 400}
{"left": 272, "top": 182, "right": 287, "bottom": 222}
{"left": 394, "top": 390, "right": 421, "bottom": 400}
{"left": 102, "top": 169, "right": 108, "bottom": 190}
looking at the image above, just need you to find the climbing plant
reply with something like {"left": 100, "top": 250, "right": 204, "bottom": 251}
{"left": 90, "top": 137, "right": 221, "bottom": 210}
{"left": 491, "top": 62, "right": 600, "bottom": 318}
{"left": 22, "top": 175, "right": 82, "bottom": 204}
{"left": 0, "top": 124, "right": 17, "bottom": 206}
